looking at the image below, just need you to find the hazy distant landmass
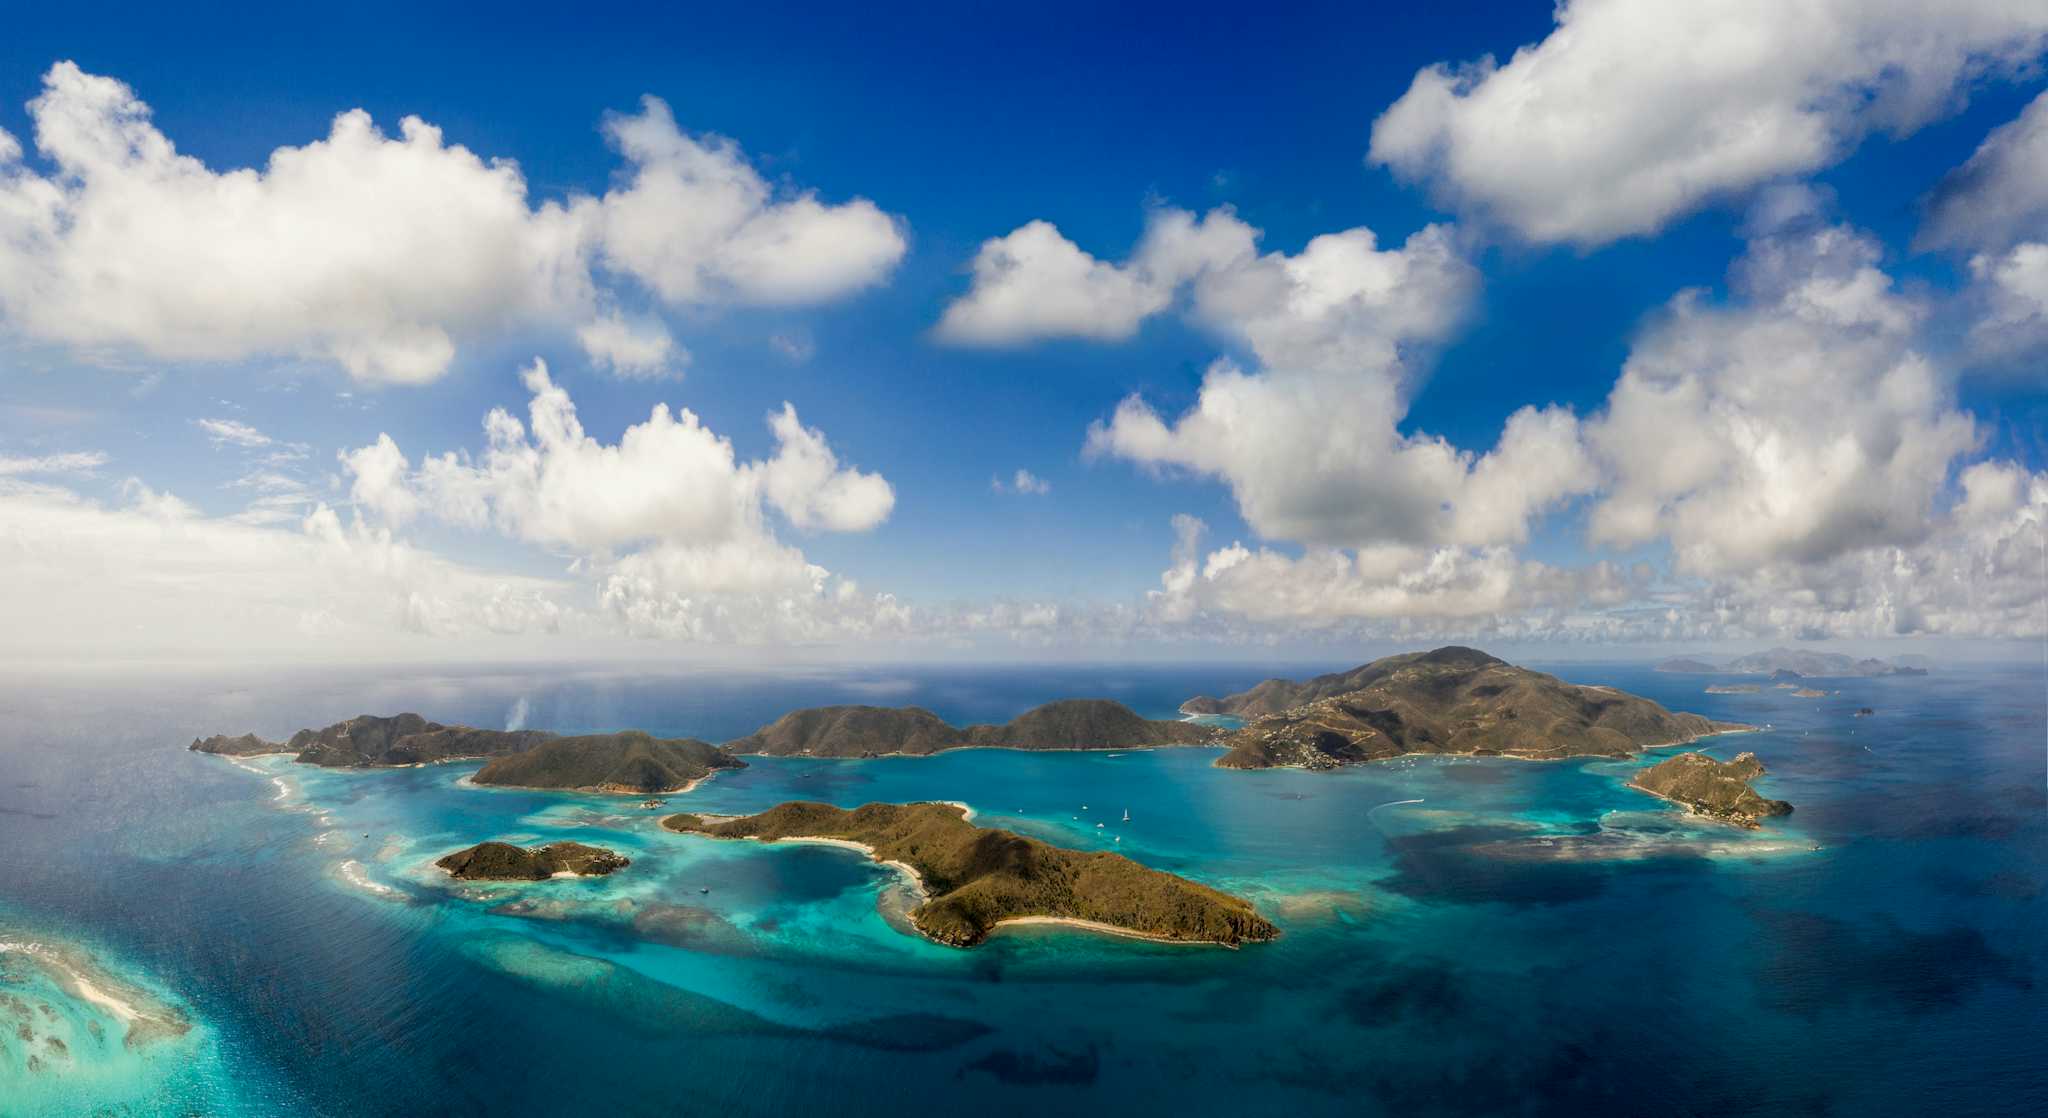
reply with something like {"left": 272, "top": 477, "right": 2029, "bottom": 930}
{"left": 1195, "top": 647, "right": 1745, "bottom": 771}
{"left": 191, "top": 713, "right": 553, "bottom": 767}
{"left": 1654, "top": 658, "right": 1721, "bottom": 674}
{"left": 663, "top": 801, "right": 1276, "bottom": 947}
{"left": 724, "top": 698, "right": 1215, "bottom": 758}
{"left": 1629, "top": 752, "right": 1793, "bottom": 828}
{"left": 1657, "top": 649, "right": 1928, "bottom": 678}
{"left": 471, "top": 731, "right": 744, "bottom": 794}
{"left": 436, "top": 840, "right": 629, "bottom": 880}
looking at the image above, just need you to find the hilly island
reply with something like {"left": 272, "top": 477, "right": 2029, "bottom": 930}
{"left": 663, "top": 801, "right": 1277, "bottom": 947}
{"left": 191, "top": 714, "right": 746, "bottom": 794}
{"left": 1629, "top": 752, "right": 1794, "bottom": 829}
{"left": 437, "top": 840, "right": 631, "bottom": 880}
{"left": 722, "top": 698, "right": 1215, "bottom": 757}
{"left": 1192, "top": 647, "right": 1750, "bottom": 771}
{"left": 191, "top": 713, "right": 553, "bottom": 767}
{"left": 470, "top": 732, "right": 744, "bottom": 794}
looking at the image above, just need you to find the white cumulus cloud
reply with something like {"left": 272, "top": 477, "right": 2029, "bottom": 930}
{"left": 1587, "top": 220, "right": 1978, "bottom": 574}
{"left": 0, "top": 63, "right": 907, "bottom": 385}
{"left": 576, "top": 310, "right": 682, "bottom": 379}
{"left": 588, "top": 96, "right": 905, "bottom": 306}
{"left": 1369, "top": 0, "right": 2048, "bottom": 246}
{"left": 343, "top": 358, "right": 899, "bottom": 642}
{"left": 1918, "top": 90, "right": 2048, "bottom": 366}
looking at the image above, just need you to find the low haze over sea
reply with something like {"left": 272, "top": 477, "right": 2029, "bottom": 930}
{"left": 1, "top": 661, "right": 2041, "bottom": 1116}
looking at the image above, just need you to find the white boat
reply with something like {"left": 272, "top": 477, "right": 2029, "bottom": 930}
{"left": 1121, "top": 809, "right": 1130, "bottom": 822}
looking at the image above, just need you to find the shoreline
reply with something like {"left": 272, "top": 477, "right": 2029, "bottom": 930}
{"left": 458, "top": 768, "right": 725, "bottom": 797}
{"left": 0, "top": 941, "right": 189, "bottom": 1041}
{"left": 339, "top": 859, "right": 408, "bottom": 899}
{"left": 756, "top": 835, "right": 932, "bottom": 900}
{"left": 1217, "top": 723, "right": 1762, "bottom": 772}
{"left": 666, "top": 827, "right": 1248, "bottom": 948}
{"left": 986, "top": 915, "right": 1233, "bottom": 947}
{"left": 739, "top": 743, "right": 1216, "bottom": 761}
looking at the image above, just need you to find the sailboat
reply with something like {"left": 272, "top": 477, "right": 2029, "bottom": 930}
{"left": 1121, "top": 808, "right": 1130, "bottom": 823}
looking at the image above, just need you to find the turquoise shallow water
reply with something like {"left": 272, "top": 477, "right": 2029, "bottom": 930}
{"left": 0, "top": 662, "right": 2042, "bottom": 1116}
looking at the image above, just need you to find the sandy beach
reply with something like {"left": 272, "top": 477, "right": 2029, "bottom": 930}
{"left": 987, "top": 916, "right": 1228, "bottom": 947}
{"left": 773, "top": 836, "right": 931, "bottom": 899}
{"left": 0, "top": 941, "right": 190, "bottom": 1044}
{"left": 339, "top": 859, "right": 407, "bottom": 900}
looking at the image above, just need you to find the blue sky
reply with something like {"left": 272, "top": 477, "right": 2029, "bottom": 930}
{"left": 1, "top": 2, "right": 2044, "bottom": 663}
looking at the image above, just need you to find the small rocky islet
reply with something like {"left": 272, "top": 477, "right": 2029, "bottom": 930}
{"left": 1628, "top": 752, "right": 1793, "bottom": 829}
{"left": 436, "top": 841, "right": 630, "bottom": 881}
{"left": 663, "top": 801, "right": 1277, "bottom": 948}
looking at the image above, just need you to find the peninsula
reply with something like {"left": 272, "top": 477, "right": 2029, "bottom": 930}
{"left": 190, "top": 713, "right": 553, "bottom": 767}
{"left": 724, "top": 698, "right": 1215, "bottom": 758}
{"left": 662, "top": 801, "right": 1277, "bottom": 947}
{"left": 1628, "top": 752, "right": 1793, "bottom": 828}
{"left": 1195, "top": 647, "right": 1748, "bottom": 771}
{"left": 470, "top": 731, "right": 745, "bottom": 794}
{"left": 436, "top": 841, "right": 630, "bottom": 880}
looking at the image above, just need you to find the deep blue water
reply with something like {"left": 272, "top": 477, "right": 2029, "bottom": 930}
{"left": 0, "top": 661, "right": 2042, "bottom": 1117}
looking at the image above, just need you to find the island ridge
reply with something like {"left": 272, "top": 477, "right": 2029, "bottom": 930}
{"left": 436, "top": 841, "right": 631, "bottom": 880}
{"left": 663, "top": 801, "right": 1277, "bottom": 947}
{"left": 470, "top": 731, "right": 745, "bottom": 793}
{"left": 1195, "top": 647, "right": 1748, "bottom": 771}
{"left": 723, "top": 698, "right": 1215, "bottom": 758}
{"left": 191, "top": 713, "right": 553, "bottom": 767}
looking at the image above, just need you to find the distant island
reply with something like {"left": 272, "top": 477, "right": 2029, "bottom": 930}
{"left": 191, "top": 713, "right": 553, "bottom": 767}
{"left": 436, "top": 841, "right": 629, "bottom": 880}
{"left": 1653, "top": 658, "right": 1720, "bottom": 675}
{"left": 470, "top": 731, "right": 745, "bottom": 794}
{"left": 1192, "top": 647, "right": 1747, "bottom": 771}
{"left": 1655, "top": 648, "right": 1928, "bottom": 678}
{"left": 190, "top": 715, "right": 745, "bottom": 794}
{"left": 1705, "top": 684, "right": 1761, "bottom": 694}
{"left": 663, "top": 801, "right": 1277, "bottom": 947}
{"left": 1629, "top": 752, "right": 1793, "bottom": 828}
{"left": 723, "top": 698, "right": 1215, "bottom": 758}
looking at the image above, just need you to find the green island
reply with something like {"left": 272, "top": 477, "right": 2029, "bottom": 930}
{"left": 470, "top": 731, "right": 745, "bottom": 794}
{"left": 1190, "top": 647, "right": 1750, "bottom": 771}
{"left": 724, "top": 698, "right": 1216, "bottom": 758}
{"left": 1629, "top": 752, "right": 1793, "bottom": 829}
{"left": 662, "top": 801, "right": 1277, "bottom": 948}
{"left": 436, "top": 841, "right": 630, "bottom": 880}
{"left": 190, "top": 713, "right": 553, "bottom": 767}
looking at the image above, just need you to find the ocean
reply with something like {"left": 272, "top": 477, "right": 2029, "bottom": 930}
{"left": 0, "top": 660, "right": 2041, "bottom": 1117}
